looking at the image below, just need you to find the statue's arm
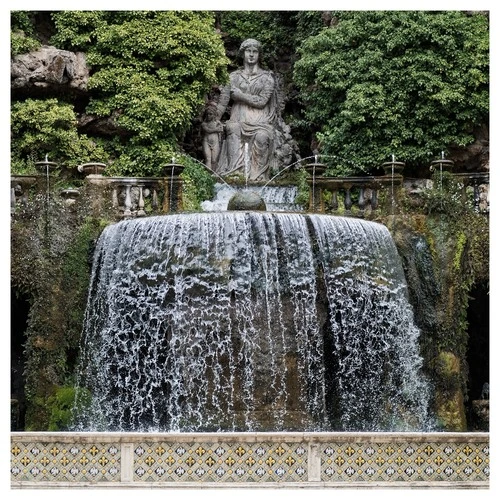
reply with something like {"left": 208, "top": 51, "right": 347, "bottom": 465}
{"left": 231, "top": 74, "right": 274, "bottom": 109}
{"left": 216, "top": 84, "right": 231, "bottom": 120}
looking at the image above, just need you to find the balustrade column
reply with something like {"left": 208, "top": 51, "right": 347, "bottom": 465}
{"left": 358, "top": 187, "right": 366, "bottom": 211}
{"left": 344, "top": 187, "right": 353, "bottom": 211}
{"left": 152, "top": 188, "right": 159, "bottom": 210}
{"left": 124, "top": 185, "right": 132, "bottom": 216}
{"left": 370, "top": 188, "right": 378, "bottom": 210}
{"left": 472, "top": 179, "right": 481, "bottom": 211}
{"left": 112, "top": 187, "right": 119, "bottom": 208}
{"left": 11, "top": 188, "right": 16, "bottom": 214}
{"left": 331, "top": 189, "right": 339, "bottom": 211}
{"left": 137, "top": 186, "right": 145, "bottom": 216}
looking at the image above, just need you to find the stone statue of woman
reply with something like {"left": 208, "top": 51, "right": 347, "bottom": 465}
{"left": 215, "top": 39, "right": 278, "bottom": 181}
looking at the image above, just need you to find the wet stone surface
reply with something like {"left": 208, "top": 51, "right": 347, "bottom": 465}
{"left": 227, "top": 191, "right": 267, "bottom": 211}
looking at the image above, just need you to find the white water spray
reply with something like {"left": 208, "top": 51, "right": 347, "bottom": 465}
{"left": 74, "top": 213, "right": 433, "bottom": 432}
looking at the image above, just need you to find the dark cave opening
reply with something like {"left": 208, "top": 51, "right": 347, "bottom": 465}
{"left": 465, "top": 281, "right": 489, "bottom": 430}
{"left": 11, "top": 288, "right": 30, "bottom": 431}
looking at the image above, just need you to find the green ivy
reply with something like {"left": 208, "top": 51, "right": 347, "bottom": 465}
{"left": 11, "top": 98, "right": 110, "bottom": 173}
{"left": 179, "top": 156, "right": 215, "bottom": 210}
{"left": 60, "top": 217, "right": 110, "bottom": 352}
{"left": 294, "top": 11, "right": 489, "bottom": 172}
{"left": 293, "top": 168, "right": 310, "bottom": 208}
{"left": 11, "top": 11, "right": 40, "bottom": 55}
{"left": 48, "top": 11, "right": 229, "bottom": 175}
{"left": 43, "top": 385, "right": 91, "bottom": 431}
{"left": 46, "top": 386, "right": 77, "bottom": 431}
{"left": 219, "top": 11, "right": 324, "bottom": 68}
{"left": 420, "top": 171, "right": 471, "bottom": 218}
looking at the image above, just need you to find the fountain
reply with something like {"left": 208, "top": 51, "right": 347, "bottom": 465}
{"left": 10, "top": 31, "right": 490, "bottom": 488}
{"left": 73, "top": 210, "right": 433, "bottom": 433}
{"left": 430, "top": 151, "right": 455, "bottom": 193}
{"left": 71, "top": 34, "right": 431, "bottom": 435}
{"left": 35, "top": 154, "right": 59, "bottom": 201}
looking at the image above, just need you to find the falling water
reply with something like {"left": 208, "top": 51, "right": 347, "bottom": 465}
{"left": 73, "top": 213, "right": 433, "bottom": 432}
{"left": 201, "top": 183, "right": 302, "bottom": 212}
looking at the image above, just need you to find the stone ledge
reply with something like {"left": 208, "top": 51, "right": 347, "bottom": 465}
{"left": 11, "top": 432, "right": 489, "bottom": 488}
{"left": 11, "top": 481, "right": 490, "bottom": 489}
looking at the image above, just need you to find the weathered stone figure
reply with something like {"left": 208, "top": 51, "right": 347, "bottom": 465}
{"left": 201, "top": 104, "right": 223, "bottom": 170}
{"left": 216, "top": 39, "right": 278, "bottom": 181}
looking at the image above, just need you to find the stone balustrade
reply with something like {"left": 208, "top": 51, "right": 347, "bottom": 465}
{"left": 85, "top": 175, "right": 184, "bottom": 218}
{"left": 10, "top": 174, "right": 184, "bottom": 218}
{"left": 453, "top": 172, "right": 490, "bottom": 213}
{"left": 306, "top": 172, "right": 489, "bottom": 215}
{"left": 86, "top": 176, "right": 163, "bottom": 217}
{"left": 11, "top": 431, "right": 489, "bottom": 488}
{"left": 11, "top": 170, "right": 489, "bottom": 218}
{"left": 307, "top": 174, "right": 403, "bottom": 213}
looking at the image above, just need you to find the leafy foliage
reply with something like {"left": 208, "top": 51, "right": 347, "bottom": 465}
{"left": 49, "top": 11, "right": 229, "bottom": 176}
{"left": 11, "top": 98, "right": 109, "bottom": 172}
{"left": 46, "top": 386, "right": 77, "bottom": 431}
{"left": 219, "top": 12, "right": 323, "bottom": 67}
{"left": 420, "top": 171, "right": 471, "bottom": 217}
{"left": 293, "top": 11, "right": 489, "bottom": 173}
{"left": 11, "top": 11, "right": 40, "bottom": 55}
{"left": 180, "top": 156, "right": 216, "bottom": 211}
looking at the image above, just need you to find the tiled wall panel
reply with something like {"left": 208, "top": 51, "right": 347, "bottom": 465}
{"left": 134, "top": 441, "right": 308, "bottom": 483}
{"left": 11, "top": 440, "right": 121, "bottom": 483}
{"left": 11, "top": 432, "right": 489, "bottom": 488}
{"left": 320, "top": 441, "right": 489, "bottom": 482}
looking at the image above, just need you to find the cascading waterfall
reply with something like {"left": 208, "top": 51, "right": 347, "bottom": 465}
{"left": 201, "top": 183, "right": 302, "bottom": 212}
{"left": 73, "top": 212, "right": 433, "bottom": 432}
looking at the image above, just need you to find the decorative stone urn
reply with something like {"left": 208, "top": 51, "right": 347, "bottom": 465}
{"left": 382, "top": 161, "right": 405, "bottom": 176}
{"left": 430, "top": 159, "right": 455, "bottom": 173}
{"left": 162, "top": 163, "right": 185, "bottom": 177}
{"left": 35, "top": 160, "right": 59, "bottom": 173}
{"left": 304, "top": 162, "right": 327, "bottom": 176}
{"left": 78, "top": 162, "right": 107, "bottom": 176}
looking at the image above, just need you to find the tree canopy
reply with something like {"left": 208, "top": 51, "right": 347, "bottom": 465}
{"left": 11, "top": 11, "right": 229, "bottom": 176}
{"left": 10, "top": 10, "right": 489, "bottom": 177}
{"left": 293, "top": 11, "right": 489, "bottom": 173}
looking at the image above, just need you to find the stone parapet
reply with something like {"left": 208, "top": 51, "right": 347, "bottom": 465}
{"left": 11, "top": 431, "right": 489, "bottom": 488}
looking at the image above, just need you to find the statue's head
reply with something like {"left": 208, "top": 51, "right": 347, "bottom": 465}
{"left": 239, "top": 38, "right": 262, "bottom": 55}
{"left": 205, "top": 102, "right": 218, "bottom": 120}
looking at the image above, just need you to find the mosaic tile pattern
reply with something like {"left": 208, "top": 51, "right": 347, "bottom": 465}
{"left": 11, "top": 441, "right": 121, "bottom": 483}
{"left": 134, "top": 441, "right": 308, "bottom": 482}
{"left": 321, "top": 441, "right": 490, "bottom": 482}
{"left": 11, "top": 433, "right": 490, "bottom": 486}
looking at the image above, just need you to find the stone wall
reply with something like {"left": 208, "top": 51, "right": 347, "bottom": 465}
{"left": 11, "top": 432, "right": 489, "bottom": 488}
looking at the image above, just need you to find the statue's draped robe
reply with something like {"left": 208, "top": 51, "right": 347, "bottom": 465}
{"left": 217, "top": 69, "right": 277, "bottom": 180}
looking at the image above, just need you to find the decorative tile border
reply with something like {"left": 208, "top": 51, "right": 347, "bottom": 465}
{"left": 321, "top": 441, "right": 489, "bottom": 482}
{"left": 134, "top": 441, "right": 308, "bottom": 483}
{"left": 10, "top": 440, "right": 121, "bottom": 483}
{"left": 11, "top": 432, "right": 489, "bottom": 488}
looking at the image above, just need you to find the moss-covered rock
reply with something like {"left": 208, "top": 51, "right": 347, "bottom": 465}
{"left": 227, "top": 191, "right": 267, "bottom": 211}
{"left": 435, "top": 390, "right": 467, "bottom": 431}
{"left": 11, "top": 181, "right": 112, "bottom": 430}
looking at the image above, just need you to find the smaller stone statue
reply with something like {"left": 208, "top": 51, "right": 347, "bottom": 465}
{"left": 201, "top": 104, "right": 223, "bottom": 171}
